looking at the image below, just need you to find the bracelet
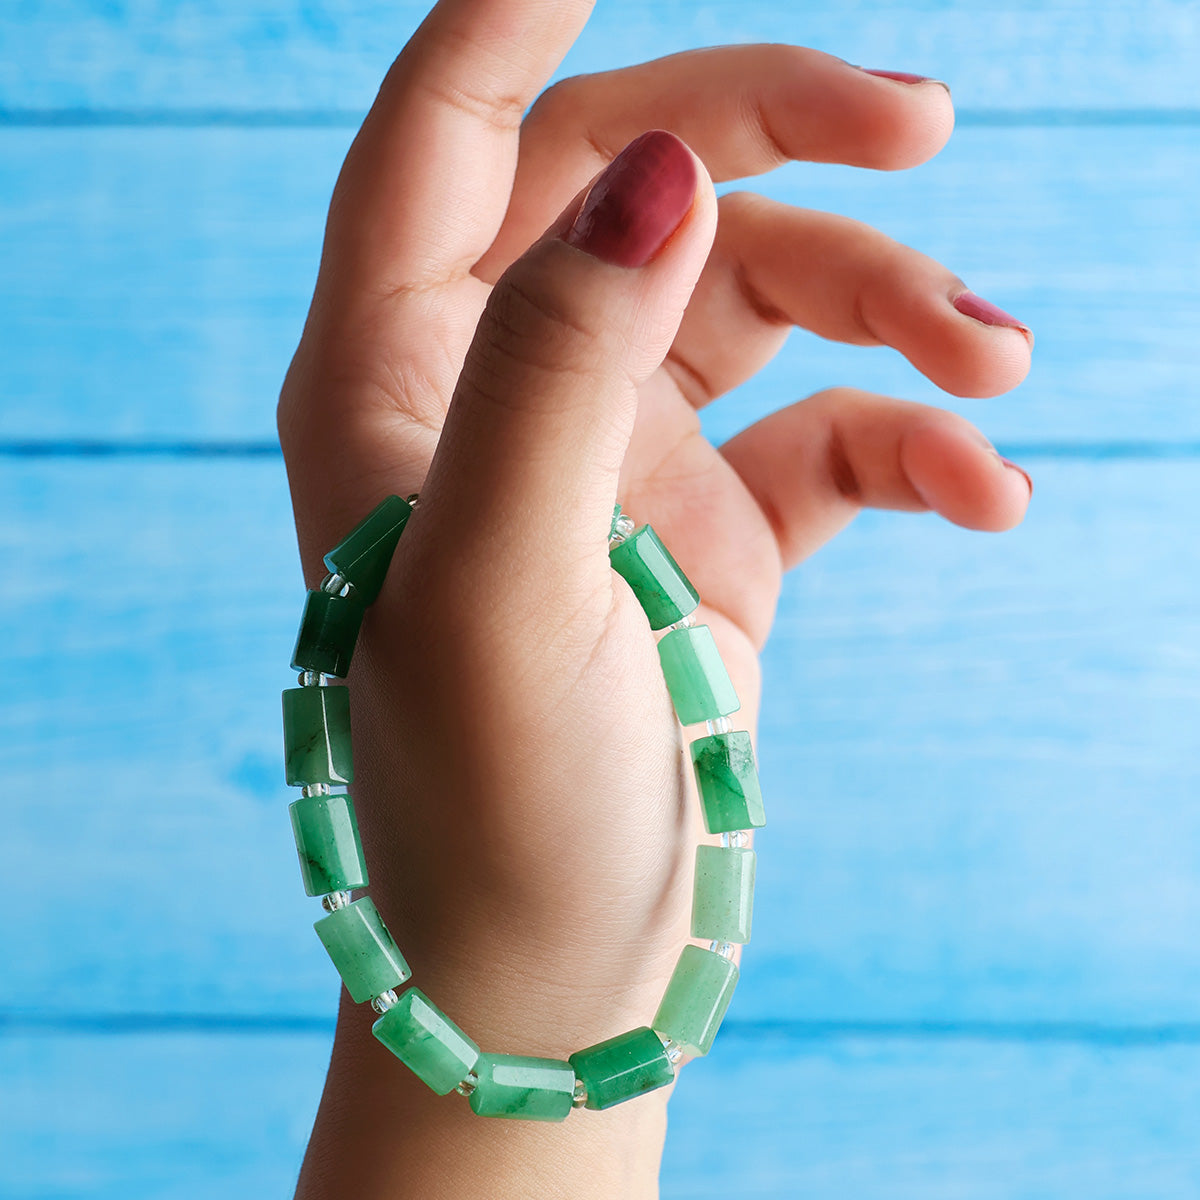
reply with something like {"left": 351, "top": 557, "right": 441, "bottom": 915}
{"left": 281, "top": 495, "right": 767, "bottom": 1119}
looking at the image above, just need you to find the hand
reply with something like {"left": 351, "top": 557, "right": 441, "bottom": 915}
{"left": 278, "top": 2, "right": 1034, "bottom": 1195}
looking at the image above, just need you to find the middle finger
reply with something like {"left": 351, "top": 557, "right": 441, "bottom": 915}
{"left": 475, "top": 43, "right": 953, "bottom": 278}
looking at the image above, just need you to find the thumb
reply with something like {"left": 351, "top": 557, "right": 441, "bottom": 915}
{"left": 410, "top": 130, "right": 715, "bottom": 602}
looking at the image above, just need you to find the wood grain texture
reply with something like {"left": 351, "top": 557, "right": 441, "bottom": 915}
{"left": 1, "top": 2, "right": 1197, "bottom": 113}
{"left": 4, "top": 457, "right": 1197, "bottom": 1023}
{"left": 6, "top": 1029, "right": 1200, "bottom": 1199}
{"left": 2, "top": 125, "right": 1196, "bottom": 444}
{"left": 4, "top": 1, "right": 1196, "bottom": 1192}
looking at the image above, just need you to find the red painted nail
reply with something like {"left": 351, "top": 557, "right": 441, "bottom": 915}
{"left": 953, "top": 291, "right": 1033, "bottom": 340}
{"left": 563, "top": 130, "right": 697, "bottom": 268}
{"left": 1000, "top": 457, "right": 1034, "bottom": 496}
{"left": 861, "top": 68, "right": 950, "bottom": 92}
{"left": 863, "top": 68, "right": 932, "bottom": 83}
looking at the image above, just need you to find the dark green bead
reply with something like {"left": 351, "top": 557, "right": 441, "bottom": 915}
{"left": 469, "top": 1054, "right": 576, "bottom": 1121}
{"left": 657, "top": 624, "right": 740, "bottom": 726}
{"left": 568, "top": 1027, "right": 674, "bottom": 1111}
{"left": 653, "top": 945, "right": 739, "bottom": 1057}
{"left": 690, "top": 730, "right": 766, "bottom": 833}
{"left": 288, "top": 792, "right": 368, "bottom": 896}
{"left": 313, "top": 898, "right": 411, "bottom": 1003}
{"left": 282, "top": 685, "right": 353, "bottom": 786}
{"left": 373, "top": 988, "right": 480, "bottom": 1095}
{"left": 290, "top": 588, "right": 365, "bottom": 678}
{"left": 323, "top": 494, "right": 413, "bottom": 605}
{"left": 690, "top": 846, "right": 756, "bottom": 944}
{"left": 609, "top": 524, "right": 700, "bottom": 630}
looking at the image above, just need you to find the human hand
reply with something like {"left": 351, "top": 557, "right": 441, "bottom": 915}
{"left": 277, "top": 2, "right": 1033, "bottom": 1194}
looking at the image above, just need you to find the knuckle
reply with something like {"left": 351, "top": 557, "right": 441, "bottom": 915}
{"left": 527, "top": 74, "right": 614, "bottom": 161}
{"left": 465, "top": 257, "right": 616, "bottom": 406}
{"left": 527, "top": 74, "right": 585, "bottom": 127}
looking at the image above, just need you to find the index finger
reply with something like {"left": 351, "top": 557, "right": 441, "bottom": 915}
{"left": 318, "top": 0, "right": 594, "bottom": 302}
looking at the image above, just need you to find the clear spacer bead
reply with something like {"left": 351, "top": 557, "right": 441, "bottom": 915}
{"left": 405, "top": 493, "right": 421, "bottom": 508}
{"left": 455, "top": 1070, "right": 479, "bottom": 1097}
{"left": 721, "top": 830, "right": 750, "bottom": 849}
{"left": 710, "top": 939, "right": 737, "bottom": 960}
{"left": 654, "top": 1031, "right": 684, "bottom": 1067}
{"left": 370, "top": 989, "right": 399, "bottom": 1015}
{"left": 321, "top": 890, "right": 351, "bottom": 913}
{"left": 321, "top": 572, "right": 354, "bottom": 599}
{"left": 301, "top": 782, "right": 331, "bottom": 798}
{"left": 609, "top": 513, "right": 636, "bottom": 545}
{"left": 572, "top": 1078, "right": 588, "bottom": 1108}
{"left": 705, "top": 716, "right": 732, "bottom": 736}
{"left": 298, "top": 669, "right": 329, "bottom": 688}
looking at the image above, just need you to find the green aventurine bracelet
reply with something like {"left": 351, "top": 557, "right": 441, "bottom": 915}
{"left": 282, "top": 495, "right": 767, "bottom": 1118}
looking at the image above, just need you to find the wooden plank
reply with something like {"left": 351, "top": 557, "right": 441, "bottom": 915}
{"left": 5, "top": 1029, "right": 1200, "bottom": 1198}
{"left": 663, "top": 1032, "right": 1200, "bottom": 1198}
{"left": 3, "top": 456, "right": 1198, "bottom": 1021}
{"left": 2, "top": 124, "right": 1196, "bottom": 444}
{"left": 2, "top": 2, "right": 1198, "bottom": 113}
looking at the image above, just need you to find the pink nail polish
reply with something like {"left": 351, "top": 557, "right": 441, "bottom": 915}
{"left": 1000, "top": 457, "right": 1034, "bottom": 496}
{"left": 862, "top": 68, "right": 937, "bottom": 84}
{"left": 563, "top": 130, "right": 698, "bottom": 268}
{"left": 953, "top": 291, "right": 1032, "bottom": 339}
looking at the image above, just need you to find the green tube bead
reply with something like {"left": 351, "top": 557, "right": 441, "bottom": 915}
{"left": 282, "top": 685, "right": 353, "bottom": 786}
{"left": 568, "top": 1027, "right": 674, "bottom": 1111}
{"left": 290, "top": 588, "right": 365, "bottom": 678}
{"left": 323, "top": 494, "right": 412, "bottom": 605}
{"left": 288, "top": 793, "right": 368, "bottom": 896}
{"left": 690, "top": 730, "right": 766, "bottom": 833}
{"left": 657, "top": 624, "right": 740, "bottom": 726}
{"left": 653, "top": 945, "right": 739, "bottom": 1058}
{"left": 468, "top": 1054, "right": 576, "bottom": 1122}
{"left": 690, "top": 846, "right": 756, "bottom": 944}
{"left": 313, "top": 898, "right": 411, "bottom": 1004}
{"left": 609, "top": 524, "right": 700, "bottom": 630}
{"left": 372, "top": 988, "right": 480, "bottom": 1095}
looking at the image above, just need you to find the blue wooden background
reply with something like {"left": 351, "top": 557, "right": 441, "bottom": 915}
{"left": 3, "top": 3, "right": 1198, "bottom": 1196}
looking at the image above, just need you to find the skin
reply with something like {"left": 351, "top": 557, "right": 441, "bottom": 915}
{"left": 279, "top": 2, "right": 1034, "bottom": 1196}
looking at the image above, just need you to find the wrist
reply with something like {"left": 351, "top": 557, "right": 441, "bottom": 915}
{"left": 296, "top": 991, "right": 670, "bottom": 1200}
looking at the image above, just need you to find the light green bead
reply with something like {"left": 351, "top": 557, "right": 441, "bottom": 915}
{"left": 656, "top": 624, "right": 740, "bottom": 726}
{"left": 323, "top": 494, "right": 413, "bottom": 605}
{"left": 313, "top": 898, "right": 411, "bottom": 1003}
{"left": 282, "top": 685, "right": 353, "bottom": 786}
{"left": 609, "top": 524, "right": 700, "bottom": 630}
{"left": 288, "top": 792, "right": 368, "bottom": 896}
{"left": 690, "top": 846, "right": 756, "bottom": 944}
{"left": 653, "top": 945, "right": 739, "bottom": 1057}
{"left": 568, "top": 1027, "right": 674, "bottom": 1111}
{"left": 468, "top": 1054, "right": 576, "bottom": 1121}
{"left": 372, "top": 988, "right": 480, "bottom": 1095}
{"left": 690, "top": 731, "right": 766, "bottom": 833}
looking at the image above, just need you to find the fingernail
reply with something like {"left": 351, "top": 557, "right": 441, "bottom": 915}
{"left": 861, "top": 68, "right": 950, "bottom": 93}
{"left": 972, "top": 428, "right": 998, "bottom": 454}
{"left": 953, "top": 291, "right": 1033, "bottom": 341}
{"left": 1000, "top": 457, "right": 1034, "bottom": 496}
{"left": 563, "top": 130, "right": 698, "bottom": 268}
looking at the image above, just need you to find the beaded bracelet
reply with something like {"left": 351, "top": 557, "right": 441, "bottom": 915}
{"left": 282, "top": 495, "right": 767, "bottom": 1119}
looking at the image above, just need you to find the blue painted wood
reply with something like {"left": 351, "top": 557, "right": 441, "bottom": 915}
{"left": 3, "top": 1, "right": 1195, "bottom": 1193}
{"left": 2, "top": 125, "right": 1197, "bottom": 443}
{"left": 3, "top": 457, "right": 1197, "bottom": 1022}
{"left": 5, "top": 1029, "right": 1200, "bottom": 1198}
{"left": 1, "top": 2, "right": 1197, "bottom": 113}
